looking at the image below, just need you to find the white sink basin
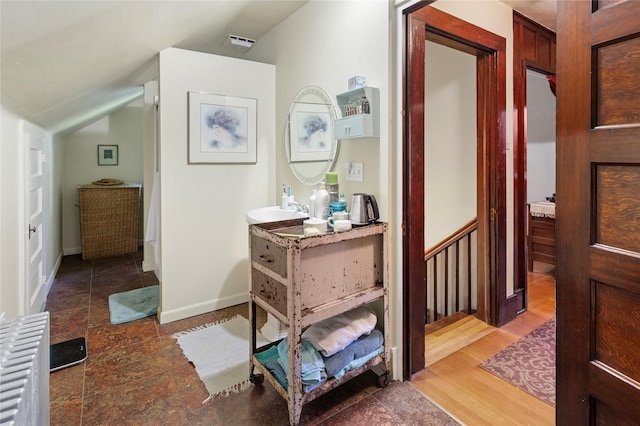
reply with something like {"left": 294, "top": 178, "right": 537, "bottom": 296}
{"left": 246, "top": 206, "right": 309, "bottom": 225}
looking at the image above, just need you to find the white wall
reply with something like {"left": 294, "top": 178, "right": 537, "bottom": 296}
{"left": 424, "top": 40, "right": 477, "bottom": 249}
{"left": 157, "top": 48, "right": 275, "bottom": 323}
{"left": 245, "top": 0, "right": 393, "bottom": 373}
{"left": 62, "top": 103, "right": 144, "bottom": 254}
{"left": 1, "top": 107, "right": 25, "bottom": 319}
{"left": 245, "top": 0, "right": 390, "bottom": 218}
{"left": 526, "top": 70, "right": 556, "bottom": 203}
{"left": 422, "top": 0, "right": 515, "bottom": 294}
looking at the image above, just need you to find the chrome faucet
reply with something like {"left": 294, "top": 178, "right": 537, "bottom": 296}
{"left": 288, "top": 201, "right": 309, "bottom": 213}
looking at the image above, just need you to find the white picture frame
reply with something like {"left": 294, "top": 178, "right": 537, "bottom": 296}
{"left": 289, "top": 102, "right": 334, "bottom": 162}
{"left": 188, "top": 91, "right": 257, "bottom": 164}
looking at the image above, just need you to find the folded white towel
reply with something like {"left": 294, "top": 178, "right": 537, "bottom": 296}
{"left": 302, "top": 306, "right": 377, "bottom": 357}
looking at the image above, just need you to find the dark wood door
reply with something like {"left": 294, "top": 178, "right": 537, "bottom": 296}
{"left": 556, "top": 1, "right": 640, "bottom": 422}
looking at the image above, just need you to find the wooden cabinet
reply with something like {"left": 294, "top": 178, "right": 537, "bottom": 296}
{"left": 527, "top": 203, "right": 556, "bottom": 270}
{"left": 248, "top": 219, "right": 389, "bottom": 425}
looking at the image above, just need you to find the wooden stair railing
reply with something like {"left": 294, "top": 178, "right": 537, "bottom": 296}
{"left": 424, "top": 219, "right": 478, "bottom": 324}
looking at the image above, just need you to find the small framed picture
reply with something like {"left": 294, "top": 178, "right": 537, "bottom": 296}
{"left": 98, "top": 145, "right": 119, "bottom": 166}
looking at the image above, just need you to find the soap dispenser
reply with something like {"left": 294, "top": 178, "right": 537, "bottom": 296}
{"left": 281, "top": 184, "right": 288, "bottom": 209}
{"left": 315, "top": 182, "right": 330, "bottom": 220}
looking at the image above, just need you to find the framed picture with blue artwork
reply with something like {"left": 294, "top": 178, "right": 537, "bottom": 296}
{"left": 188, "top": 91, "right": 257, "bottom": 164}
{"left": 289, "top": 102, "right": 333, "bottom": 162}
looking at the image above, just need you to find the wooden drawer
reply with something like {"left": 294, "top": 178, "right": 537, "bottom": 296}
{"left": 532, "top": 241, "right": 555, "bottom": 256}
{"left": 251, "top": 269, "right": 287, "bottom": 318}
{"left": 531, "top": 224, "right": 555, "bottom": 240}
{"left": 299, "top": 234, "right": 383, "bottom": 311}
{"left": 251, "top": 236, "right": 287, "bottom": 278}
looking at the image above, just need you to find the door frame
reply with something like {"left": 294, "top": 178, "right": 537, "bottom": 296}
{"left": 403, "top": 3, "right": 507, "bottom": 377}
{"left": 512, "top": 12, "right": 556, "bottom": 315}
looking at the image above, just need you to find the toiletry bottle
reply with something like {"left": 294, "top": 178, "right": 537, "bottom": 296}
{"left": 286, "top": 185, "right": 295, "bottom": 210}
{"left": 325, "top": 172, "right": 339, "bottom": 203}
{"left": 338, "top": 192, "right": 347, "bottom": 212}
{"left": 309, "top": 189, "right": 317, "bottom": 218}
{"left": 281, "top": 184, "right": 288, "bottom": 209}
{"left": 329, "top": 193, "right": 347, "bottom": 216}
{"left": 315, "top": 182, "right": 330, "bottom": 220}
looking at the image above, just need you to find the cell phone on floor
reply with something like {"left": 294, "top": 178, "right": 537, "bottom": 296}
{"left": 50, "top": 337, "right": 87, "bottom": 372}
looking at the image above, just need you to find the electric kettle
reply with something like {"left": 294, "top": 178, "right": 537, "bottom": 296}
{"left": 349, "top": 193, "right": 380, "bottom": 225}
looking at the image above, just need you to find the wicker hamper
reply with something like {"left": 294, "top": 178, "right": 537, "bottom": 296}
{"left": 78, "top": 183, "right": 141, "bottom": 260}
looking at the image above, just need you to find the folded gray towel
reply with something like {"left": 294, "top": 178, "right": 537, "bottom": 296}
{"left": 323, "top": 329, "right": 384, "bottom": 378}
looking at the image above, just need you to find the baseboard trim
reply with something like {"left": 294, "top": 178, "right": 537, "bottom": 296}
{"left": 391, "top": 346, "right": 400, "bottom": 381}
{"left": 41, "top": 252, "right": 63, "bottom": 312}
{"left": 63, "top": 247, "right": 82, "bottom": 256}
{"left": 142, "top": 260, "right": 155, "bottom": 272}
{"left": 158, "top": 291, "right": 249, "bottom": 324}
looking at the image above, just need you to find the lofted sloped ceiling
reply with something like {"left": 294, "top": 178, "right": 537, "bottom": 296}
{"left": 0, "top": 1, "right": 308, "bottom": 135}
{"left": 1, "top": 1, "right": 554, "bottom": 136}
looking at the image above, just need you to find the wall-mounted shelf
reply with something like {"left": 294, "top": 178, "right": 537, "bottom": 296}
{"left": 334, "top": 86, "right": 380, "bottom": 139}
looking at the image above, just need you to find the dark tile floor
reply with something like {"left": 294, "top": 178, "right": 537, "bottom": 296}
{"left": 48, "top": 250, "right": 459, "bottom": 425}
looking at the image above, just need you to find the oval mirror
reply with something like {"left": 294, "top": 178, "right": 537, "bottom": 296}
{"left": 285, "top": 86, "right": 340, "bottom": 185}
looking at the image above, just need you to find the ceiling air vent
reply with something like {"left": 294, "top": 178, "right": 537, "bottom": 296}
{"left": 226, "top": 34, "right": 255, "bottom": 49}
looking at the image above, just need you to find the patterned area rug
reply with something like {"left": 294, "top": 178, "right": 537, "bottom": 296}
{"left": 479, "top": 317, "right": 556, "bottom": 406}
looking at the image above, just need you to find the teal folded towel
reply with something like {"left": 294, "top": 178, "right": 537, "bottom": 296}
{"left": 254, "top": 346, "right": 288, "bottom": 388}
{"left": 277, "top": 338, "right": 327, "bottom": 386}
{"left": 255, "top": 345, "right": 324, "bottom": 393}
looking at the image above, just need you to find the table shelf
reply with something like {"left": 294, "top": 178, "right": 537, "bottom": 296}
{"left": 248, "top": 219, "right": 389, "bottom": 425}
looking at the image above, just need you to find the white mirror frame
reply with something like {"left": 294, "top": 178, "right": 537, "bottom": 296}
{"left": 285, "top": 86, "right": 340, "bottom": 185}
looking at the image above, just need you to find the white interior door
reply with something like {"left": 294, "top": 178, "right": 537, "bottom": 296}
{"left": 25, "top": 123, "right": 46, "bottom": 314}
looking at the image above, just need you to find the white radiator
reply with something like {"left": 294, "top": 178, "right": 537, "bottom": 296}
{"left": 0, "top": 312, "right": 50, "bottom": 426}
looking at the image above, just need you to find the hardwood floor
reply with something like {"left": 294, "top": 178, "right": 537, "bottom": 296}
{"left": 413, "top": 262, "right": 556, "bottom": 425}
{"left": 425, "top": 315, "right": 495, "bottom": 367}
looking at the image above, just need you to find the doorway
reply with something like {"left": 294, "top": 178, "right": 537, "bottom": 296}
{"left": 403, "top": 4, "right": 507, "bottom": 377}
{"left": 423, "top": 40, "right": 478, "bottom": 336}
{"left": 512, "top": 12, "right": 556, "bottom": 315}
{"left": 525, "top": 69, "right": 556, "bottom": 208}
{"left": 525, "top": 68, "right": 556, "bottom": 278}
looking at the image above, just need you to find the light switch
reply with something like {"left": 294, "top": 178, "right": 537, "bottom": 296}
{"left": 346, "top": 162, "right": 364, "bottom": 182}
